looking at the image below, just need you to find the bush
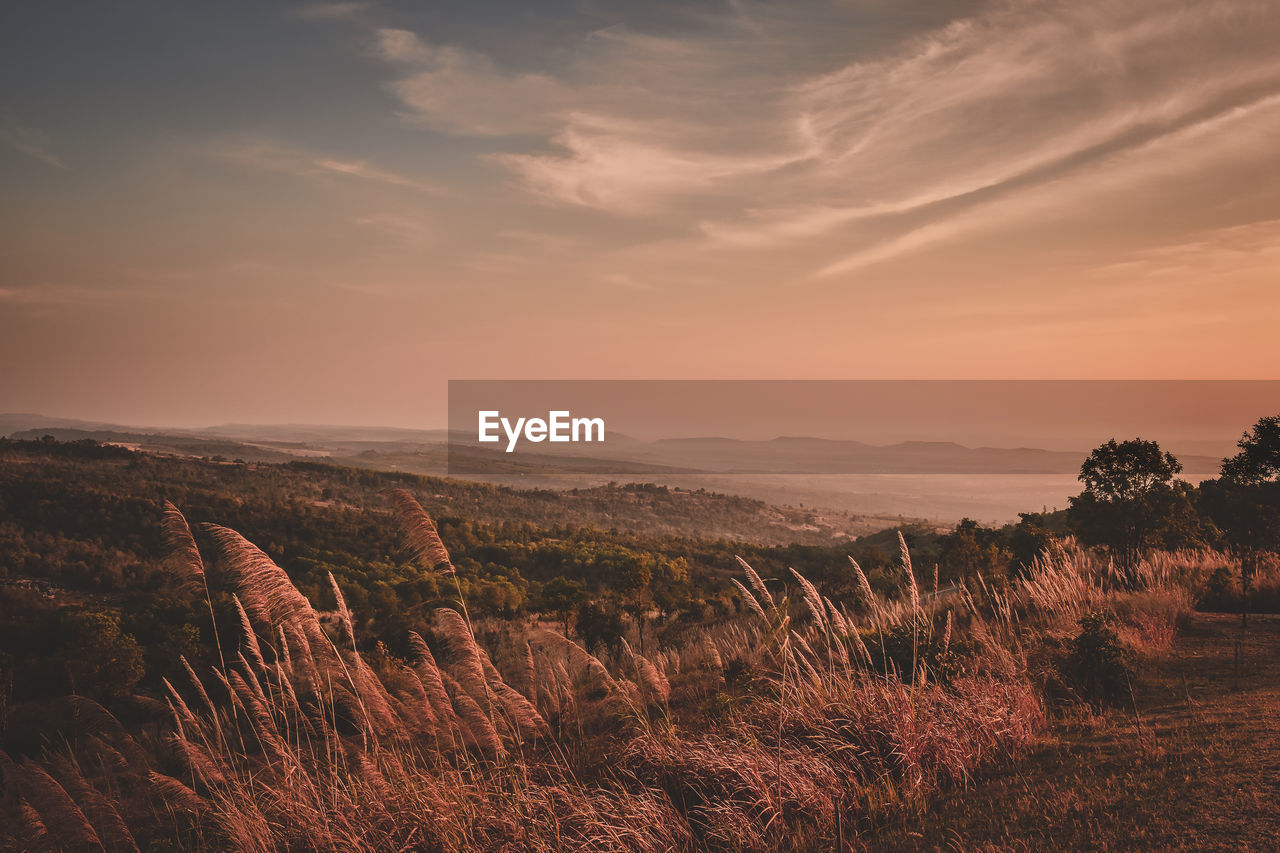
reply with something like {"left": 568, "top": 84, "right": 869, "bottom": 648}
{"left": 864, "top": 618, "right": 973, "bottom": 687}
{"left": 575, "top": 600, "right": 625, "bottom": 655}
{"left": 1065, "top": 611, "right": 1131, "bottom": 707}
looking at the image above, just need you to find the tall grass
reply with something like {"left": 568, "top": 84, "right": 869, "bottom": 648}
{"left": 0, "top": 501, "right": 1218, "bottom": 852}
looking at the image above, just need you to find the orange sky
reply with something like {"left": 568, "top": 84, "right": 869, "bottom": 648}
{"left": 2, "top": 0, "right": 1279, "bottom": 429}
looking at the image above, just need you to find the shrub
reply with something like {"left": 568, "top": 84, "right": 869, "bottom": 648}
{"left": 575, "top": 600, "right": 625, "bottom": 655}
{"left": 1065, "top": 611, "right": 1131, "bottom": 706}
{"left": 864, "top": 618, "right": 973, "bottom": 687}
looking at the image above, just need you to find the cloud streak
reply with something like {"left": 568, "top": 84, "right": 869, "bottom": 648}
{"left": 368, "top": 0, "right": 1280, "bottom": 276}
{"left": 208, "top": 135, "right": 439, "bottom": 193}
{"left": 1, "top": 116, "right": 68, "bottom": 169}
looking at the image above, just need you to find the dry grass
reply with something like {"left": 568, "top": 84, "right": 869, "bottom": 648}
{"left": 0, "top": 502, "right": 1226, "bottom": 852}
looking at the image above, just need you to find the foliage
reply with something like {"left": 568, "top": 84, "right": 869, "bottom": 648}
{"left": 1009, "top": 511, "right": 1064, "bottom": 575}
{"left": 1066, "top": 611, "right": 1132, "bottom": 707}
{"left": 1199, "top": 414, "right": 1280, "bottom": 622}
{"left": 1068, "top": 438, "right": 1207, "bottom": 578}
{"left": 1220, "top": 414, "right": 1280, "bottom": 486}
{"left": 940, "top": 518, "right": 1009, "bottom": 584}
{"left": 0, "top": 459, "right": 1241, "bottom": 852}
{"left": 575, "top": 600, "right": 626, "bottom": 655}
{"left": 864, "top": 618, "right": 973, "bottom": 686}
{"left": 539, "top": 575, "right": 587, "bottom": 634}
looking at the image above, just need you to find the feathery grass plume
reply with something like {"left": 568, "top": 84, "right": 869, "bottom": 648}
{"left": 84, "top": 736, "right": 131, "bottom": 775}
{"left": 348, "top": 651, "right": 400, "bottom": 735}
{"left": 162, "top": 503, "right": 227, "bottom": 673}
{"left": 147, "top": 772, "right": 207, "bottom": 815}
{"left": 444, "top": 675, "right": 505, "bottom": 758}
{"left": 328, "top": 571, "right": 356, "bottom": 652}
{"left": 825, "top": 597, "right": 849, "bottom": 635}
{"left": 537, "top": 629, "right": 617, "bottom": 694}
{"left": 736, "top": 556, "right": 775, "bottom": 610}
{"left": 161, "top": 501, "right": 206, "bottom": 592}
{"left": 10, "top": 796, "right": 47, "bottom": 849}
{"left": 283, "top": 620, "right": 322, "bottom": 690}
{"left": 203, "top": 524, "right": 326, "bottom": 648}
{"left": 731, "top": 577, "right": 767, "bottom": 620}
{"left": 180, "top": 657, "right": 217, "bottom": 716}
{"left": 790, "top": 568, "right": 829, "bottom": 631}
{"left": 273, "top": 659, "right": 307, "bottom": 727}
{"left": 943, "top": 610, "right": 954, "bottom": 655}
{"left": 791, "top": 633, "right": 826, "bottom": 689}
{"left": 385, "top": 488, "right": 454, "bottom": 574}
{"left": 228, "top": 670, "right": 287, "bottom": 763}
{"left": 67, "top": 697, "right": 150, "bottom": 769}
{"left": 432, "top": 608, "right": 491, "bottom": 709}
{"left": 388, "top": 662, "right": 438, "bottom": 738}
{"left": 622, "top": 639, "right": 671, "bottom": 705}
{"left": 699, "top": 635, "right": 723, "bottom": 674}
{"left": 489, "top": 679, "right": 549, "bottom": 741}
{"left": 47, "top": 754, "right": 139, "bottom": 853}
{"left": 850, "top": 625, "right": 874, "bottom": 667}
{"left": 474, "top": 646, "right": 547, "bottom": 737}
{"left": 519, "top": 639, "right": 539, "bottom": 706}
{"left": 623, "top": 731, "right": 839, "bottom": 848}
{"left": 162, "top": 677, "right": 196, "bottom": 725}
{"left": 407, "top": 631, "right": 458, "bottom": 750}
{"left": 351, "top": 750, "right": 396, "bottom": 809}
{"left": 167, "top": 734, "right": 228, "bottom": 788}
{"left": 849, "top": 556, "right": 878, "bottom": 609}
{"left": 661, "top": 648, "right": 681, "bottom": 678}
{"left": 276, "top": 624, "right": 293, "bottom": 678}
{"left": 899, "top": 531, "right": 920, "bottom": 613}
{"left": 3, "top": 756, "right": 104, "bottom": 851}
{"left": 232, "top": 595, "right": 266, "bottom": 672}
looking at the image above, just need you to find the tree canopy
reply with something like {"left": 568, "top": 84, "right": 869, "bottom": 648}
{"left": 1068, "top": 438, "right": 1202, "bottom": 578}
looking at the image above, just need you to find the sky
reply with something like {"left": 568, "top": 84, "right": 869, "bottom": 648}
{"left": 2, "top": 0, "right": 1279, "bottom": 429}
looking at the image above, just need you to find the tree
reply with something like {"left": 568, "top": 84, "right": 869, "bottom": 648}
{"left": 1078, "top": 438, "right": 1182, "bottom": 504}
{"left": 1221, "top": 415, "right": 1280, "bottom": 485}
{"left": 539, "top": 576, "right": 586, "bottom": 636}
{"left": 1199, "top": 414, "right": 1280, "bottom": 625}
{"left": 1008, "top": 511, "right": 1061, "bottom": 576}
{"left": 57, "top": 609, "right": 145, "bottom": 700}
{"left": 940, "top": 518, "right": 1006, "bottom": 584}
{"left": 648, "top": 556, "right": 691, "bottom": 623}
{"left": 575, "top": 601, "right": 625, "bottom": 657}
{"left": 1068, "top": 438, "right": 1191, "bottom": 581}
{"left": 600, "top": 549, "right": 655, "bottom": 651}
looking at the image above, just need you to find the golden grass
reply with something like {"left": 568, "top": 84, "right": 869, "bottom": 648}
{"left": 0, "top": 501, "right": 1224, "bottom": 852}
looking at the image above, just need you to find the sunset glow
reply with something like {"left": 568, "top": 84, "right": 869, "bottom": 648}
{"left": 3, "top": 0, "right": 1279, "bottom": 427}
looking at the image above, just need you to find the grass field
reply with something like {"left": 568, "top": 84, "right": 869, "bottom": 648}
{"left": 862, "top": 613, "right": 1280, "bottom": 851}
{"left": 5, "top": 484, "right": 1263, "bottom": 852}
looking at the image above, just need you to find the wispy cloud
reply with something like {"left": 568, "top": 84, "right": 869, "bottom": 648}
{"left": 497, "top": 114, "right": 811, "bottom": 213}
{"left": 377, "top": 29, "right": 574, "bottom": 136}
{"left": 295, "top": 2, "right": 372, "bottom": 22}
{"left": 351, "top": 212, "right": 435, "bottom": 245}
{"left": 372, "top": 23, "right": 815, "bottom": 211}
{"left": 1088, "top": 217, "right": 1280, "bottom": 282}
{"left": 0, "top": 284, "right": 137, "bottom": 306}
{"left": 208, "top": 135, "right": 439, "bottom": 193}
{"left": 814, "top": 88, "right": 1280, "bottom": 278}
{"left": 364, "top": 0, "right": 1280, "bottom": 271}
{"left": 1, "top": 116, "right": 68, "bottom": 169}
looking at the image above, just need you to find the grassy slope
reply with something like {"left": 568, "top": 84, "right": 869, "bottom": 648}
{"left": 860, "top": 613, "right": 1280, "bottom": 852}
{"left": 0, "top": 440, "right": 872, "bottom": 547}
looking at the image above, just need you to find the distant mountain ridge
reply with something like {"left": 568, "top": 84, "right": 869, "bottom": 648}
{"left": 2, "top": 413, "right": 1224, "bottom": 475}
